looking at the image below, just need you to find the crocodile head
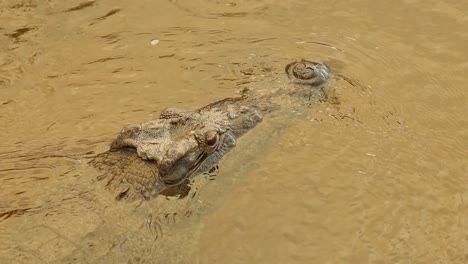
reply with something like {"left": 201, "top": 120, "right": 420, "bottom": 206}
{"left": 92, "top": 59, "right": 331, "bottom": 201}
{"left": 108, "top": 104, "right": 263, "bottom": 188}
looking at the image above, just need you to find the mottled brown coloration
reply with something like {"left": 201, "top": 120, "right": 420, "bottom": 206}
{"left": 90, "top": 60, "right": 332, "bottom": 201}
{"left": 91, "top": 148, "right": 165, "bottom": 201}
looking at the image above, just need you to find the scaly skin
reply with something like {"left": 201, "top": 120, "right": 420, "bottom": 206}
{"left": 90, "top": 60, "right": 332, "bottom": 201}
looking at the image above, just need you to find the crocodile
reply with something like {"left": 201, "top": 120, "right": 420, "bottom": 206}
{"left": 90, "top": 60, "right": 333, "bottom": 202}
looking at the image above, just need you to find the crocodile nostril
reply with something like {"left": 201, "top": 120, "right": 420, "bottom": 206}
{"left": 290, "top": 62, "right": 317, "bottom": 80}
{"left": 299, "top": 66, "right": 318, "bottom": 80}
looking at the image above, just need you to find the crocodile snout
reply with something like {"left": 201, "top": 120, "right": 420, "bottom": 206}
{"left": 285, "top": 59, "right": 331, "bottom": 86}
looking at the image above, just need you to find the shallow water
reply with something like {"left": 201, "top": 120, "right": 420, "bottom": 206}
{"left": 1, "top": 0, "right": 467, "bottom": 263}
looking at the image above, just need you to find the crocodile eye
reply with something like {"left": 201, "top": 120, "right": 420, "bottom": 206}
{"left": 205, "top": 131, "right": 219, "bottom": 148}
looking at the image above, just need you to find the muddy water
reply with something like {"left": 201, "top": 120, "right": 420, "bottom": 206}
{"left": 1, "top": 0, "right": 467, "bottom": 263}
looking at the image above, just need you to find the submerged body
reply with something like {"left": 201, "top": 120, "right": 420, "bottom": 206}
{"left": 91, "top": 60, "right": 332, "bottom": 201}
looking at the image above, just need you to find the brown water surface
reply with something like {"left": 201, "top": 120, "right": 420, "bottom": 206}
{"left": 1, "top": 0, "right": 467, "bottom": 263}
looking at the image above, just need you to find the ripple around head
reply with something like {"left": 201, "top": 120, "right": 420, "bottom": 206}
{"left": 302, "top": 31, "right": 465, "bottom": 121}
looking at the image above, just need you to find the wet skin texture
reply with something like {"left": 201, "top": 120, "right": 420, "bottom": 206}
{"left": 90, "top": 60, "right": 332, "bottom": 201}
